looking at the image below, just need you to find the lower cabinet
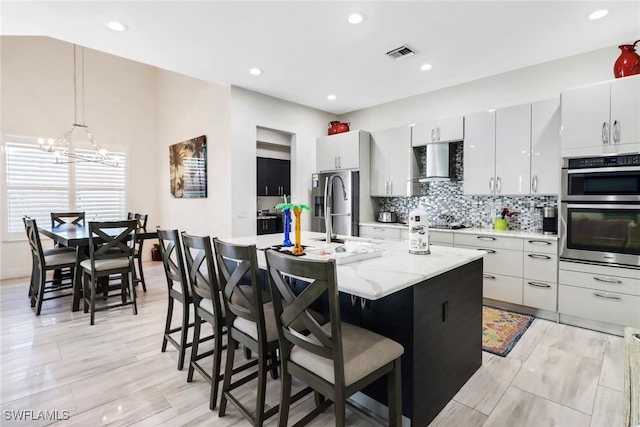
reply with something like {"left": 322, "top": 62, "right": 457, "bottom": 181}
{"left": 339, "top": 259, "right": 483, "bottom": 426}
{"left": 257, "top": 217, "right": 278, "bottom": 235}
{"left": 559, "top": 261, "right": 640, "bottom": 329}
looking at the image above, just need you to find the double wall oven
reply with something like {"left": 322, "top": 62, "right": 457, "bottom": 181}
{"left": 560, "top": 154, "right": 640, "bottom": 267}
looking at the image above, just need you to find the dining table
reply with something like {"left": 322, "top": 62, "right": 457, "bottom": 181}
{"left": 38, "top": 223, "right": 158, "bottom": 311}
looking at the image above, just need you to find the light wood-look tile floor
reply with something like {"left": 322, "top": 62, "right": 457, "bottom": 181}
{"left": 1, "top": 261, "right": 624, "bottom": 426}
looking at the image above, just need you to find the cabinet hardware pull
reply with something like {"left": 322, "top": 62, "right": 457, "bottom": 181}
{"left": 489, "top": 177, "right": 494, "bottom": 193}
{"left": 436, "top": 126, "right": 441, "bottom": 142}
{"left": 613, "top": 120, "right": 620, "bottom": 143}
{"left": 593, "top": 276, "right": 622, "bottom": 284}
{"left": 602, "top": 122, "right": 609, "bottom": 145}
{"left": 389, "top": 181, "right": 393, "bottom": 194}
{"left": 496, "top": 177, "right": 502, "bottom": 194}
{"left": 384, "top": 181, "right": 388, "bottom": 194}
{"left": 528, "top": 240, "right": 551, "bottom": 245}
{"left": 478, "top": 248, "right": 496, "bottom": 254}
{"left": 531, "top": 175, "right": 538, "bottom": 193}
{"left": 350, "top": 295, "right": 357, "bottom": 307}
{"left": 483, "top": 274, "right": 496, "bottom": 279}
{"left": 477, "top": 236, "right": 496, "bottom": 241}
{"left": 360, "top": 298, "right": 367, "bottom": 310}
{"left": 442, "top": 300, "right": 449, "bottom": 322}
{"left": 593, "top": 292, "right": 621, "bottom": 300}
{"left": 431, "top": 127, "right": 436, "bottom": 142}
{"left": 528, "top": 254, "right": 551, "bottom": 260}
{"left": 265, "top": 186, "right": 268, "bottom": 195}
{"left": 528, "top": 281, "right": 551, "bottom": 288}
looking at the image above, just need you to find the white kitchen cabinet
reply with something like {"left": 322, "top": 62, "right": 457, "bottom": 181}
{"left": 559, "top": 261, "right": 640, "bottom": 330}
{"left": 530, "top": 99, "right": 560, "bottom": 195}
{"left": 428, "top": 230, "right": 454, "bottom": 247}
{"left": 370, "top": 126, "right": 417, "bottom": 196}
{"left": 495, "top": 103, "right": 532, "bottom": 195}
{"left": 463, "top": 110, "right": 496, "bottom": 195}
{"left": 523, "top": 239, "right": 558, "bottom": 311}
{"left": 454, "top": 233, "right": 524, "bottom": 304}
{"left": 316, "top": 130, "right": 370, "bottom": 172}
{"left": 411, "top": 116, "right": 464, "bottom": 146}
{"left": 561, "top": 74, "right": 640, "bottom": 157}
{"left": 359, "top": 225, "right": 401, "bottom": 241}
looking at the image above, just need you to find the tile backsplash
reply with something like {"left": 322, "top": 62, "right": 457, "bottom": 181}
{"left": 377, "top": 184, "right": 557, "bottom": 230}
{"left": 378, "top": 142, "right": 558, "bottom": 230}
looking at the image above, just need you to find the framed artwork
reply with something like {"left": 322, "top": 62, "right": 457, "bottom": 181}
{"left": 169, "top": 135, "right": 207, "bottom": 198}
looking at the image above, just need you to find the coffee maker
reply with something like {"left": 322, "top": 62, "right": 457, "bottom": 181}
{"left": 541, "top": 206, "right": 557, "bottom": 235}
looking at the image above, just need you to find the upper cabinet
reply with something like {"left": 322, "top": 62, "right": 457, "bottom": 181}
{"left": 463, "top": 110, "right": 496, "bottom": 195}
{"left": 531, "top": 98, "right": 560, "bottom": 195}
{"left": 464, "top": 100, "right": 560, "bottom": 196}
{"left": 495, "top": 103, "right": 532, "bottom": 195}
{"left": 412, "top": 116, "right": 464, "bottom": 146}
{"left": 370, "top": 126, "right": 418, "bottom": 196}
{"left": 316, "top": 130, "right": 370, "bottom": 172}
{"left": 257, "top": 157, "right": 290, "bottom": 196}
{"left": 561, "top": 74, "right": 640, "bottom": 157}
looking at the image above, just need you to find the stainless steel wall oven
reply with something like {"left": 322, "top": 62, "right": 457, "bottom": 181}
{"left": 560, "top": 154, "right": 640, "bottom": 267}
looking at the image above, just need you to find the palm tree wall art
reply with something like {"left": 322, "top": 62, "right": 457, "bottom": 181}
{"left": 169, "top": 135, "right": 207, "bottom": 198}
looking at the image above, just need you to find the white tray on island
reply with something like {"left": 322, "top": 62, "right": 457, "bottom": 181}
{"left": 300, "top": 241, "right": 385, "bottom": 264}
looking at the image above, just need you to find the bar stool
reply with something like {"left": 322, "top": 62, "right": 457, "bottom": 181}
{"left": 265, "top": 249, "right": 404, "bottom": 427}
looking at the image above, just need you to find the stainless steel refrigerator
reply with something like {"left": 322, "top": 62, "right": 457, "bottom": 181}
{"left": 311, "top": 170, "right": 359, "bottom": 237}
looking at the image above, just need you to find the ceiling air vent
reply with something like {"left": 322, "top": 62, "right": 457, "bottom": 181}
{"left": 386, "top": 45, "right": 416, "bottom": 60}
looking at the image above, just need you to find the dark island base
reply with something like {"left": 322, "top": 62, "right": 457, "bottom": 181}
{"left": 340, "top": 258, "right": 483, "bottom": 426}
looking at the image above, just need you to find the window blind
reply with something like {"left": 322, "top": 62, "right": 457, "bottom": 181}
{"left": 3, "top": 137, "right": 127, "bottom": 236}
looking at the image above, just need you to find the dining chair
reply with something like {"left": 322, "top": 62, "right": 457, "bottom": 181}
{"left": 50, "top": 212, "right": 86, "bottom": 237}
{"left": 213, "top": 238, "right": 281, "bottom": 426}
{"left": 181, "top": 232, "right": 225, "bottom": 410}
{"left": 80, "top": 220, "right": 138, "bottom": 325}
{"left": 23, "top": 218, "right": 77, "bottom": 315}
{"left": 157, "top": 228, "right": 194, "bottom": 370}
{"left": 131, "top": 213, "right": 149, "bottom": 292}
{"left": 265, "top": 249, "right": 404, "bottom": 427}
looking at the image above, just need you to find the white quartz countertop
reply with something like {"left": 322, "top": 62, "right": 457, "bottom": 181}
{"left": 218, "top": 231, "right": 484, "bottom": 300}
{"left": 359, "top": 222, "right": 559, "bottom": 240}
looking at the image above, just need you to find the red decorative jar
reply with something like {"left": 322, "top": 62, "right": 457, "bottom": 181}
{"left": 328, "top": 121, "right": 350, "bottom": 135}
{"left": 613, "top": 40, "right": 640, "bottom": 78}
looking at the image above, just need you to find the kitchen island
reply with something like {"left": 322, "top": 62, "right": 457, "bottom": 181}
{"left": 222, "top": 231, "right": 484, "bottom": 426}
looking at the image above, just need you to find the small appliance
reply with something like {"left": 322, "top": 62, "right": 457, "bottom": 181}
{"left": 408, "top": 207, "right": 430, "bottom": 255}
{"left": 378, "top": 211, "right": 397, "bottom": 223}
{"left": 542, "top": 206, "right": 557, "bottom": 235}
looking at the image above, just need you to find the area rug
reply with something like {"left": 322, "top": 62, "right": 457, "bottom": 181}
{"left": 482, "top": 306, "right": 534, "bottom": 357}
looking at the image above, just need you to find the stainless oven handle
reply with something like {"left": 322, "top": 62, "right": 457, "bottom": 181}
{"left": 567, "top": 166, "right": 640, "bottom": 174}
{"left": 593, "top": 292, "right": 621, "bottom": 301}
{"left": 565, "top": 203, "right": 640, "bottom": 210}
{"left": 593, "top": 276, "right": 623, "bottom": 284}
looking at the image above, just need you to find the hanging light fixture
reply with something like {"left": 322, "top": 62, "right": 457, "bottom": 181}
{"left": 39, "top": 45, "right": 120, "bottom": 167}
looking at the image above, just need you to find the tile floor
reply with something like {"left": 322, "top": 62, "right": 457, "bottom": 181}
{"left": 0, "top": 261, "right": 625, "bottom": 426}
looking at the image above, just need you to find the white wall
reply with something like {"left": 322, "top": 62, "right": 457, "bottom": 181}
{"left": 229, "top": 86, "right": 335, "bottom": 237}
{"left": 0, "top": 36, "right": 159, "bottom": 279}
{"left": 340, "top": 47, "right": 619, "bottom": 131}
{"left": 155, "top": 69, "right": 232, "bottom": 238}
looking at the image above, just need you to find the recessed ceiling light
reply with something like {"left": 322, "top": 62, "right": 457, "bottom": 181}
{"left": 249, "top": 68, "right": 262, "bottom": 76}
{"left": 589, "top": 9, "right": 608, "bottom": 20}
{"left": 327, "top": 94, "right": 337, "bottom": 101}
{"left": 347, "top": 14, "right": 365, "bottom": 24}
{"left": 106, "top": 21, "right": 128, "bottom": 32}
{"left": 420, "top": 63, "right": 433, "bottom": 71}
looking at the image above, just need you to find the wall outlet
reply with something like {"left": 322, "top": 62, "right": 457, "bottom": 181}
{"left": 237, "top": 209, "right": 248, "bottom": 218}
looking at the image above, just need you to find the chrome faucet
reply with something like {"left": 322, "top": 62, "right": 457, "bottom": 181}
{"left": 324, "top": 174, "right": 348, "bottom": 243}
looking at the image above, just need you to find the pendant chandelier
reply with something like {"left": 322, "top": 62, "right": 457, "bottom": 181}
{"left": 39, "top": 45, "right": 120, "bottom": 167}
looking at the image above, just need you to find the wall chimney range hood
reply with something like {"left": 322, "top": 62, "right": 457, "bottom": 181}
{"left": 419, "top": 143, "right": 452, "bottom": 182}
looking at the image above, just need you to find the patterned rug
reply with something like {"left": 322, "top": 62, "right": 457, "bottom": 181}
{"left": 482, "top": 306, "right": 534, "bottom": 357}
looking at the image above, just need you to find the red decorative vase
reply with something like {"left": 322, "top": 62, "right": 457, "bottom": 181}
{"left": 613, "top": 40, "right": 640, "bottom": 78}
{"left": 327, "top": 121, "right": 350, "bottom": 135}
